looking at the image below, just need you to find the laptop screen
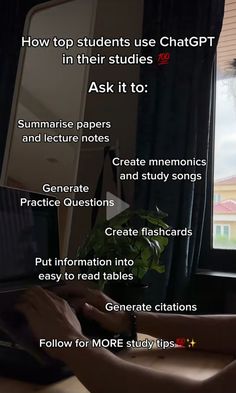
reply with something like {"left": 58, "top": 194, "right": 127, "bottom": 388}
{"left": 0, "top": 186, "right": 59, "bottom": 288}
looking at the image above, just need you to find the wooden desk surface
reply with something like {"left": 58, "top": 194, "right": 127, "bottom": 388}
{"left": 0, "top": 336, "right": 234, "bottom": 393}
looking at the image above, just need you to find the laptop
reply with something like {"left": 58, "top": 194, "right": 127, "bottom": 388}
{"left": 0, "top": 186, "right": 70, "bottom": 383}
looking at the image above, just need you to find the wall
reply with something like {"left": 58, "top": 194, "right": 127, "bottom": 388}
{"left": 69, "top": 0, "right": 144, "bottom": 256}
{"left": 215, "top": 185, "right": 236, "bottom": 201}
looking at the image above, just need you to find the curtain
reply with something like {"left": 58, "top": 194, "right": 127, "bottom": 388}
{"left": 135, "top": 0, "right": 225, "bottom": 304}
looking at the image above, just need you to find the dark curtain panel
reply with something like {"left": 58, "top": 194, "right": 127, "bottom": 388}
{"left": 0, "top": 0, "right": 48, "bottom": 170}
{"left": 135, "top": 0, "right": 225, "bottom": 304}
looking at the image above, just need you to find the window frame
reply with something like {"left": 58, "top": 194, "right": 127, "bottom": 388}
{"left": 199, "top": 60, "right": 236, "bottom": 273}
{"left": 213, "top": 223, "right": 230, "bottom": 238}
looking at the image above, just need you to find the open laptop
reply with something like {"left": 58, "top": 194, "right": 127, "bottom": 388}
{"left": 0, "top": 186, "right": 71, "bottom": 383}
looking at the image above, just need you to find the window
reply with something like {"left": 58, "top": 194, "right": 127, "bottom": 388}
{"left": 213, "top": 1, "right": 236, "bottom": 251}
{"left": 223, "top": 225, "right": 230, "bottom": 238}
{"left": 200, "top": 1, "right": 236, "bottom": 272}
{"left": 214, "top": 224, "right": 230, "bottom": 240}
{"left": 213, "top": 74, "right": 236, "bottom": 250}
{"left": 214, "top": 194, "right": 221, "bottom": 203}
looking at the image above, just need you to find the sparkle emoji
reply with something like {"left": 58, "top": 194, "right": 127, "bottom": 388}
{"left": 186, "top": 338, "right": 197, "bottom": 348}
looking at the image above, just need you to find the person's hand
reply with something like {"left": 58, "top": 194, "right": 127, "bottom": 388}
{"left": 16, "top": 286, "right": 84, "bottom": 359}
{"left": 54, "top": 284, "right": 130, "bottom": 334}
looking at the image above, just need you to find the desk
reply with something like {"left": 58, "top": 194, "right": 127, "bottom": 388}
{"left": 0, "top": 336, "right": 234, "bottom": 393}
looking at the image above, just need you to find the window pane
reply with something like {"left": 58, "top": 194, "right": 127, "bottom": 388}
{"left": 223, "top": 226, "right": 229, "bottom": 238}
{"left": 213, "top": 1, "right": 236, "bottom": 250}
{"left": 215, "top": 225, "right": 221, "bottom": 237}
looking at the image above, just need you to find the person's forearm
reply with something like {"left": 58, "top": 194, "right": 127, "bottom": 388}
{"left": 136, "top": 313, "right": 236, "bottom": 355}
{"left": 203, "top": 360, "right": 236, "bottom": 393}
{"left": 61, "top": 334, "right": 199, "bottom": 393}
{"left": 61, "top": 336, "right": 123, "bottom": 393}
